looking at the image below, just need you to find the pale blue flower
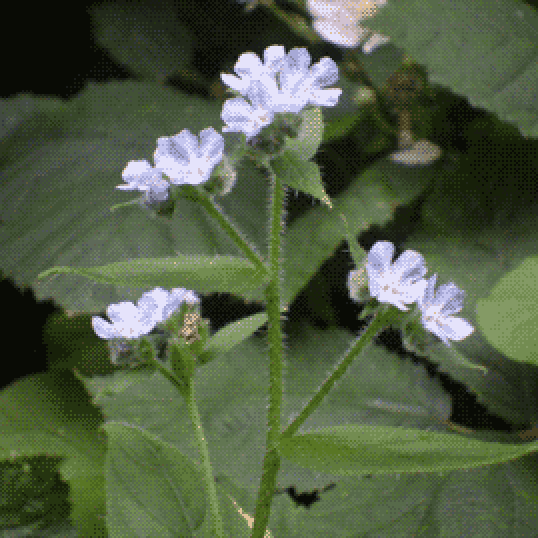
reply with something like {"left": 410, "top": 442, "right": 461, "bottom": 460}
{"left": 367, "top": 241, "right": 427, "bottom": 311}
{"left": 92, "top": 287, "right": 200, "bottom": 341}
{"left": 117, "top": 160, "right": 169, "bottom": 203}
{"left": 221, "top": 45, "right": 286, "bottom": 96}
{"left": 220, "top": 45, "right": 342, "bottom": 126}
{"left": 92, "top": 287, "right": 170, "bottom": 340}
{"left": 154, "top": 127, "right": 225, "bottom": 185}
{"left": 275, "top": 49, "right": 342, "bottom": 113}
{"left": 417, "top": 274, "right": 474, "bottom": 346}
{"left": 221, "top": 80, "right": 275, "bottom": 140}
{"left": 161, "top": 288, "right": 200, "bottom": 321}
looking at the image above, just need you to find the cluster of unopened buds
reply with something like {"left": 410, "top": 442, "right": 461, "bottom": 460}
{"left": 348, "top": 241, "right": 474, "bottom": 347}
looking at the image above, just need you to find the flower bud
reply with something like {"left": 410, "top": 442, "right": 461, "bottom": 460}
{"left": 202, "top": 155, "right": 238, "bottom": 196}
{"left": 167, "top": 337, "right": 196, "bottom": 386}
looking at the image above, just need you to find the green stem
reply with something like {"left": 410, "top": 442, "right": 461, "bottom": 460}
{"left": 194, "top": 187, "right": 269, "bottom": 276}
{"left": 281, "top": 306, "right": 392, "bottom": 440}
{"left": 260, "top": 0, "right": 321, "bottom": 44}
{"left": 251, "top": 164, "right": 286, "bottom": 538}
{"left": 185, "top": 379, "right": 224, "bottom": 538}
{"left": 154, "top": 362, "right": 224, "bottom": 537}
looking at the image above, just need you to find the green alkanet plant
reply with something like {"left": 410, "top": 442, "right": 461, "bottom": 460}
{"left": 32, "top": 31, "right": 538, "bottom": 536}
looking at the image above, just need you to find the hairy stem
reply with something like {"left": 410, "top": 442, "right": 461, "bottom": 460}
{"left": 251, "top": 164, "right": 286, "bottom": 538}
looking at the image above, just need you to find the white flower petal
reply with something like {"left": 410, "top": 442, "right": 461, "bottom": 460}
{"left": 154, "top": 128, "right": 223, "bottom": 185}
{"left": 313, "top": 18, "right": 362, "bottom": 47}
{"left": 222, "top": 94, "right": 274, "bottom": 140}
{"left": 118, "top": 160, "right": 168, "bottom": 201}
{"left": 366, "top": 241, "right": 428, "bottom": 310}
{"left": 106, "top": 302, "right": 138, "bottom": 324}
{"left": 91, "top": 316, "right": 117, "bottom": 340}
{"left": 392, "top": 250, "right": 427, "bottom": 286}
{"left": 442, "top": 317, "right": 475, "bottom": 342}
{"left": 308, "top": 87, "right": 343, "bottom": 107}
{"left": 418, "top": 276, "right": 474, "bottom": 346}
{"left": 367, "top": 241, "right": 395, "bottom": 273}
{"left": 263, "top": 45, "right": 286, "bottom": 71}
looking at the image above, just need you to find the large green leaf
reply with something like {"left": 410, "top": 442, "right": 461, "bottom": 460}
{"left": 89, "top": 0, "right": 193, "bottom": 81}
{"left": 368, "top": 0, "right": 538, "bottom": 137}
{"left": 0, "top": 371, "right": 107, "bottom": 536}
{"left": 38, "top": 255, "right": 268, "bottom": 295}
{"left": 286, "top": 455, "right": 538, "bottom": 537}
{"left": 0, "top": 83, "right": 270, "bottom": 313}
{"left": 242, "top": 156, "right": 434, "bottom": 307}
{"left": 405, "top": 203, "right": 538, "bottom": 426}
{"left": 103, "top": 422, "right": 206, "bottom": 537}
{"left": 278, "top": 425, "right": 538, "bottom": 475}
{"left": 477, "top": 257, "right": 538, "bottom": 367}
{"left": 77, "top": 324, "right": 453, "bottom": 495}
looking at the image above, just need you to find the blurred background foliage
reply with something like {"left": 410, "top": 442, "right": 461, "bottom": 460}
{"left": 1, "top": 0, "right": 537, "bottom": 489}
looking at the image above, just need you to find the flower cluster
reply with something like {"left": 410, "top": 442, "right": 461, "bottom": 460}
{"left": 92, "top": 287, "right": 199, "bottom": 341}
{"left": 116, "top": 45, "right": 342, "bottom": 206}
{"left": 307, "top": 0, "right": 390, "bottom": 52}
{"left": 106, "top": 44, "right": 344, "bottom": 355}
{"left": 348, "top": 241, "right": 474, "bottom": 346}
{"left": 220, "top": 45, "right": 342, "bottom": 140}
{"left": 116, "top": 127, "right": 225, "bottom": 205}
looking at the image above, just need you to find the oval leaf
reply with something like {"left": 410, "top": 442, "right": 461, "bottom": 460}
{"left": 476, "top": 256, "right": 538, "bottom": 366}
{"left": 279, "top": 425, "right": 538, "bottom": 475}
{"left": 38, "top": 255, "right": 268, "bottom": 295}
{"left": 103, "top": 422, "right": 206, "bottom": 537}
{"left": 284, "top": 107, "right": 323, "bottom": 161}
{"left": 202, "top": 312, "right": 268, "bottom": 360}
{"left": 271, "top": 151, "right": 332, "bottom": 208}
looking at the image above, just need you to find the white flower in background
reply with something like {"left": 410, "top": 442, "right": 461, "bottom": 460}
{"left": 366, "top": 241, "right": 427, "bottom": 310}
{"left": 154, "top": 127, "right": 225, "bottom": 186}
{"left": 390, "top": 140, "right": 443, "bottom": 166}
{"left": 221, "top": 45, "right": 286, "bottom": 96}
{"left": 417, "top": 275, "right": 475, "bottom": 346}
{"left": 307, "top": 0, "right": 390, "bottom": 53}
{"left": 117, "top": 160, "right": 170, "bottom": 203}
{"left": 92, "top": 287, "right": 200, "bottom": 340}
{"left": 221, "top": 80, "right": 276, "bottom": 140}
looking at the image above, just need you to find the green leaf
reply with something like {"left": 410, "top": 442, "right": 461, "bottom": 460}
{"left": 288, "top": 456, "right": 538, "bottom": 537}
{"left": 476, "top": 257, "right": 538, "bottom": 366}
{"left": 37, "top": 255, "right": 268, "bottom": 295}
{"left": 89, "top": 0, "right": 193, "bottom": 81}
{"left": 74, "top": 364, "right": 158, "bottom": 405}
{"left": 0, "top": 455, "right": 71, "bottom": 531}
{"left": 0, "top": 371, "right": 107, "bottom": 536}
{"left": 200, "top": 312, "right": 268, "bottom": 362}
{"left": 0, "top": 83, "right": 270, "bottom": 313}
{"left": 271, "top": 151, "right": 332, "bottom": 208}
{"left": 405, "top": 204, "right": 538, "bottom": 425}
{"left": 242, "top": 156, "right": 433, "bottom": 307}
{"left": 339, "top": 213, "right": 367, "bottom": 270}
{"left": 193, "top": 474, "right": 254, "bottom": 538}
{"left": 284, "top": 107, "right": 323, "bottom": 161}
{"left": 102, "top": 422, "right": 206, "bottom": 537}
{"left": 278, "top": 425, "right": 538, "bottom": 475}
{"left": 368, "top": 0, "right": 538, "bottom": 137}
